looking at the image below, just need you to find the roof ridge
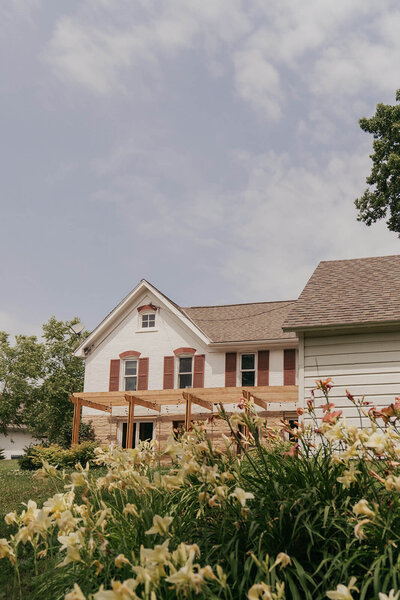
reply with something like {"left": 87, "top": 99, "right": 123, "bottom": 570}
{"left": 183, "top": 299, "right": 296, "bottom": 309}
{"left": 319, "top": 254, "right": 400, "bottom": 265}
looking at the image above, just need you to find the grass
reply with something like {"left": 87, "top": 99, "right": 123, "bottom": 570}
{"left": 0, "top": 460, "right": 64, "bottom": 600}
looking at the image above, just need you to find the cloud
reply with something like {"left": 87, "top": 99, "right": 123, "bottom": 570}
{"left": 221, "top": 148, "right": 400, "bottom": 301}
{"left": 43, "top": 0, "right": 250, "bottom": 96}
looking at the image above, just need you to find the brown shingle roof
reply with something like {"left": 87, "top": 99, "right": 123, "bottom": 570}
{"left": 183, "top": 301, "right": 297, "bottom": 342}
{"left": 283, "top": 255, "right": 400, "bottom": 331}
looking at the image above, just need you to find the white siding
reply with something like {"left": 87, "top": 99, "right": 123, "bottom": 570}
{"left": 0, "top": 429, "right": 38, "bottom": 459}
{"left": 302, "top": 330, "right": 400, "bottom": 427}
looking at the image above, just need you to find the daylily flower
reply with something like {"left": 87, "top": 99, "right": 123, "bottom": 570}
{"left": 365, "top": 432, "right": 387, "bottom": 454}
{"left": 326, "top": 577, "right": 358, "bottom": 599}
{"left": 354, "top": 519, "right": 370, "bottom": 540}
{"left": 247, "top": 582, "right": 273, "bottom": 600}
{"left": 379, "top": 591, "right": 400, "bottom": 600}
{"left": 115, "top": 554, "right": 131, "bottom": 568}
{"left": 353, "top": 499, "right": 375, "bottom": 518}
{"left": 4, "top": 512, "right": 16, "bottom": 525}
{"left": 145, "top": 515, "right": 173, "bottom": 536}
{"left": 270, "top": 552, "right": 291, "bottom": 570}
{"left": 93, "top": 579, "right": 138, "bottom": 600}
{"left": 230, "top": 487, "right": 254, "bottom": 507}
{"left": 123, "top": 504, "right": 139, "bottom": 518}
{"left": 0, "top": 538, "right": 15, "bottom": 563}
{"left": 337, "top": 464, "right": 360, "bottom": 489}
{"left": 65, "top": 583, "right": 87, "bottom": 600}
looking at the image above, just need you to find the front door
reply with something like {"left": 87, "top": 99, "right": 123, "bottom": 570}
{"left": 121, "top": 422, "right": 153, "bottom": 448}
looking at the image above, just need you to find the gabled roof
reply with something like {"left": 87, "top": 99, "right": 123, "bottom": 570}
{"left": 283, "top": 255, "right": 400, "bottom": 331}
{"left": 74, "top": 280, "right": 211, "bottom": 357}
{"left": 74, "top": 280, "right": 297, "bottom": 357}
{"left": 183, "top": 301, "right": 296, "bottom": 342}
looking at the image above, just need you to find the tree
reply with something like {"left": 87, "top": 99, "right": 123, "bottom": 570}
{"left": 0, "top": 317, "right": 94, "bottom": 446}
{"left": 0, "top": 332, "right": 44, "bottom": 435}
{"left": 355, "top": 89, "right": 400, "bottom": 234}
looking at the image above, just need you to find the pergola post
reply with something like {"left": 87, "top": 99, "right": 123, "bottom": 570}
{"left": 184, "top": 393, "right": 192, "bottom": 431}
{"left": 241, "top": 390, "right": 251, "bottom": 444}
{"left": 126, "top": 396, "right": 135, "bottom": 449}
{"left": 71, "top": 397, "right": 81, "bottom": 445}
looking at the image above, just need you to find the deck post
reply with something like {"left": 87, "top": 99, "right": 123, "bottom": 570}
{"left": 71, "top": 397, "right": 81, "bottom": 445}
{"left": 184, "top": 393, "right": 192, "bottom": 431}
{"left": 127, "top": 398, "right": 135, "bottom": 449}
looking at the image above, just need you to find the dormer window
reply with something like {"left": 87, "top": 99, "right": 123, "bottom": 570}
{"left": 137, "top": 304, "right": 157, "bottom": 330}
{"left": 141, "top": 313, "right": 156, "bottom": 328}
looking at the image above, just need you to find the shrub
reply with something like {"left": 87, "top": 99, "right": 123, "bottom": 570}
{"left": 51, "top": 419, "right": 96, "bottom": 448}
{"left": 18, "top": 441, "right": 97, "bottom": 470}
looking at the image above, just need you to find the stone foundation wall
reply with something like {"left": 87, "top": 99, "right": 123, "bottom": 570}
{"left": 84, "top": 412, "right": 293, "bottom": 449}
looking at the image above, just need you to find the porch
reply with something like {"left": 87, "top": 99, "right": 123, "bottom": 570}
{"left": 70, "top": 385, "right": 298, "bottom": 447}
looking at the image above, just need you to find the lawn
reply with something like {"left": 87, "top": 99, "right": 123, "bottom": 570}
{"left": 0, "top": 460, "right": 61, "bottom": 600}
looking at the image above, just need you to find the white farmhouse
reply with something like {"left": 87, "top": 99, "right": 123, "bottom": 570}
{"left": 74, "top": 279, "right": 299, "bottom": 448}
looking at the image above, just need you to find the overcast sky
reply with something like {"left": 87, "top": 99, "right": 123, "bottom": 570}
{"left": 1, "top": 0, "right": 400, "bottom": 338}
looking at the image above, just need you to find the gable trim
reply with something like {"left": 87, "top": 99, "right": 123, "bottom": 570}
{"left": 74, "top": 280, "right": 211, "bottom": 358}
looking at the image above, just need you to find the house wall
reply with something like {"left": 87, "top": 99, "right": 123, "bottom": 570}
{"left": 81, "top": 290, "right": 298, "bottom": 445}
{"left": 0, "top": 428, "right": 39, "bottom": 459}
{"left": 301, "top": 329, "right": 400, "bottom": 427}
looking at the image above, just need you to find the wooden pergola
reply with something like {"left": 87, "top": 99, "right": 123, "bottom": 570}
{"left": 70, "top": 385, "right": 298, "bottom": 446}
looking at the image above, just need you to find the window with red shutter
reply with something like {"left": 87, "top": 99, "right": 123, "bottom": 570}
{"left": 137, "top": 357, "right": 149, "bottom": 390}
{"left": 163, "top": 356, "right": 175, "bottom": 389}
{"left": 109, "top": 359, "right": 120, "bottom": 391}
{"left": 283, "top": 349, "right": 296, "bottom": 385}
{"left": 193, "top": 355, "right": 205, "bottom": 388}
{"left": 225, "top": 353, "right": 237, "bottom": 387}
{"left": 258, "top": 351, "right": 269, "bottom": 386}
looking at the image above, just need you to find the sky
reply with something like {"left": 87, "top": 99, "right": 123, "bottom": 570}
{"left": 1, "top": 0, "right": 400, "bottom": 339}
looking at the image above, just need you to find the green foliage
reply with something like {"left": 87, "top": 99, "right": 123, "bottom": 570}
{"left": 355, "top": 89, "right": 400, "bottom": 233}
{"left": 18, "top": 441, "right": 97, "bottom": 471}
{"left": 4, "top": 388, "right": 400, "bottom": 599}
{"left": 0, "top": 317, "right": 89, "bottom": 445}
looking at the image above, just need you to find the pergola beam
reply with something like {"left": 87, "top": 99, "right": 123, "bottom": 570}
{"left": 71, "top": 396, "right": 111, "bottom": 413}
{"left": 182, "top": 391, "right": 213, "bottom": 412}
{"left": 124, "top": 394, "right": 161, "bottom": 412}
{"left": 242, "top": 389, "right": 267, "bottom": 410}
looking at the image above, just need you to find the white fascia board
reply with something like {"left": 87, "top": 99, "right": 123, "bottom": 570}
{"left": 207, "top": 338, "right": 299, "bottom": 353}
{"left": 74, "top": 280, "right": 211, "bottom": 358}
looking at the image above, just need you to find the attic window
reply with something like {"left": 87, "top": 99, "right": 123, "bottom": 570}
{"left": 141, "top": 313, "right": 156, "bottom": 328}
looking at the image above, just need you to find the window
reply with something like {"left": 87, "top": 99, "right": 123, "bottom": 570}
{"left": 141, "top": 313, "right": 156, "bottom": 328}
{"left": 241, "top": 354, "right": 256, "bottom": 386}
{"left": 121, "top": 422, "right": 154, "bottom": 449}
{"left": 178, "top": 357, "right": 193, "bottom": 388}
{"left": 124, "top": 360, "right": 137, "bottom": 391}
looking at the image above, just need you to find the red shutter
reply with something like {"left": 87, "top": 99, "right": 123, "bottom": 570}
{"left": 138, "top": 357, "right": 149, "bottom": 391}
{"left": 225, "top": 353, "right": 237, "bottom": 387}
{"left": 284, "top": 349, "right": 296, "bottom": 385}
{"left": 193, "top": 354, "right": 205, "bottom": 388}
{"left": 163, "top": 356, "right": 175, "bottom": 389}
{"left": 109, "top": 359, "right": 120, "bottom": 391}
{"left": 258, "top": 351, "right": 269, "bottom": 386}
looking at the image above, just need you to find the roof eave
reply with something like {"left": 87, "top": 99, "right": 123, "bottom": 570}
{"left": 283, "top": 319, "right": 400, "bottom": 334}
